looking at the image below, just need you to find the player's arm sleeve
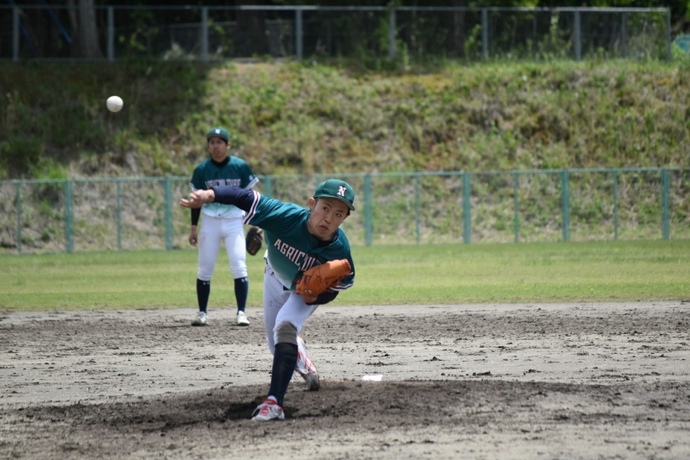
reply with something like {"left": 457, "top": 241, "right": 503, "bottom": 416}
{"left": 211, "top": 186, "right": 257, "bottom": 213}
{"left": 245, "top": 174, "right": 260, "bottom": 189}
{"left": 239, "top": 162, "right": 260, "bottom": 189}
{"left": 191, "top": 208, "right": 201, "bottom": 226}
{"left": 190, "top": 169, "right": 204, "bottom": 191}
{"left": 189, "top": 171, "right": 202, "bottom": 225}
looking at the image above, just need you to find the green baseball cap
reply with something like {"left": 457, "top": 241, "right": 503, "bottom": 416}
{"left": 313, "top": 179, "right": 356, "bottom": 211}
{"left": 206, "top": 126, "right": 230, "bottom": 143}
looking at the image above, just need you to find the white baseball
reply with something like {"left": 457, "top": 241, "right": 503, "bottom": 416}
{"left": 106, "top": 95, "right": 124, "bottom": 112}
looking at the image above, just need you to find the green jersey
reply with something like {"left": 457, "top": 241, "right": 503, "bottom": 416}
{"left": 190, "top": 156, "right": 258, "bottom": 219}
{"left": 244, "top": 193, "right": 355, "bottom": 291}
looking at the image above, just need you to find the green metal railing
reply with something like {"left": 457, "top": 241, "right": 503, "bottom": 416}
{"left": 0, "top": 168, "right": 688, "bottom": 254}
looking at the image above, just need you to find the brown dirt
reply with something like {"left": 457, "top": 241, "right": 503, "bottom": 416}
{"left": 1, "top": 302, "right": 689, "bottom": 459}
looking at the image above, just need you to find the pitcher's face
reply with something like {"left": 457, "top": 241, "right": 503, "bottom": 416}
{"left": 307, "top": 197, "right": 349, "bottom": 241}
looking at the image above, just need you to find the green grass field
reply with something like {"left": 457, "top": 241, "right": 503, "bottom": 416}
{"left": 1, "top": 240, "right": 688, "bottom": 312}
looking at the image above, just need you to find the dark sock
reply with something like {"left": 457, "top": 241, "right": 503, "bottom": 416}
{"left": 196, "top": 279, "right": 210, "bottom": 313}
{"left": 234, "top": 277, "right": 248, "bottom": 312}
{"left": 268, "top": 343, "right": 298, "bottom": 406}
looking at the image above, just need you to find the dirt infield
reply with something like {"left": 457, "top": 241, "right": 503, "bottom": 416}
{"left": 1, "top": 302, "right": 689, "bottom": 459}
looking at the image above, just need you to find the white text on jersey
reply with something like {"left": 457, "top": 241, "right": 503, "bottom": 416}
{"left": 205, "top": 178, "right": 241, "bottom": 188}
{"left": 273, "top": 238, "right": 319, "bottom": 271}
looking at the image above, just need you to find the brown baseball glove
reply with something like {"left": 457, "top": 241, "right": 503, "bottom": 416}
{"left": 295, "top": 259, "right": 352, "bottom": 297}
{"left": 246, "top": 226, "right": 263, "bottom": 256}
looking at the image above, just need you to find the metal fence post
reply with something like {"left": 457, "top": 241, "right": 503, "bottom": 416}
{"left": 164, "top": 177, "right": 173, "bottom": 250}
{"left": 513, "top": 172, "right": 519, "bottom": 243}
{"left": 201, "top": 7, "right": 209, "bottom": 62}
{"left": 116, "top": 179, "right": 122, "bottom": 250}
{"left": 15, "top": 182, "right": 23, "bottom": 253}
{"left": 561, "top": 170, "right": 570, "bottom": 242}
{"left": 462, "top": 172, "right": 471, "bottom": 244}
{"left": 12, "top": 7, "right": 19, "bottom": 62}
{"left": 64, "top": 180, "right": 74, "bottom": 253}
{"left": 388, "top": 8, "right": 396, "bottom": 59}
{"left": 621, "top": 13, "right": 627, "bottom": 58}
{"left": 295, "top": 8, "right": 303, "bottom": 60}
{"left": 665, "top": 8, "right": 672, "bottom": 60}
{"left": 414, "top": 174, "right": 420, "bottom": 244}
{"left": 481, "top": 9, "right": 489, "bottom": 61}
{"left": 531, "top": 13, "right": 537, "bottom": 58}
{"left": 262, "top": 175, "right": 273, "bottom": 198}
{"left": 364, "top": 174, "right": 372, "bottom": 247}
{"left": 574, "top": 10, "right": 582, "bottom": 61}
{"left": 661, "top": 168, "right": 670, "bottom": 240}
{"left": 612, "top": 170, "right": 619, "bottom": 240}
{"left": 107, "top": 7, "right": 114, "bottom": 62}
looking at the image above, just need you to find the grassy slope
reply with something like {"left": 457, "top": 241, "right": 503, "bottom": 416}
{"left": 1, "top": 60, "right": 689, "bottom": 180}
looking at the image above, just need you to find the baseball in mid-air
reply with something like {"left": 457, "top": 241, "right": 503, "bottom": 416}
{"left": 106, "top": 95, "right": 124, "bottom": 112}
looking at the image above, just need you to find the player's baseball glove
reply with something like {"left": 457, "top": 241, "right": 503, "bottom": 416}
{"left": 295, "top": 259, "right": 352, "bottom": 297}
{"left": 246, "top": 226, "right": 263, "bottom": 256}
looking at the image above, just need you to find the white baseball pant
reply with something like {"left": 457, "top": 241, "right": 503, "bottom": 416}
{"left": 196, "top": 215, "right": 247, "bottom": 280}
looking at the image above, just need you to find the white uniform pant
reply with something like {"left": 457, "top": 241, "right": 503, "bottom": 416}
{"left": 263, "top": 262, "right": 318, "bottom": 355}
{"left": 197, "top": 215, "right": 247, "bottom": 280}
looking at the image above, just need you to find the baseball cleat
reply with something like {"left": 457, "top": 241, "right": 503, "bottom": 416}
{"left": 236, "top": 311, "right": 250, "bottom": 326}
{"left": 191, "top": 311, "right": 208, "bottom": 326}
{"left": 251, "top": 397, "right": 284, "bottom": 421}
{"left": 296, "top": 336, "right": 320, "bottom": 391}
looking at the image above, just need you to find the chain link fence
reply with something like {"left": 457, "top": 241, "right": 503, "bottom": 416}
{"left": 1, "top": 168, "right": 688, "bottom": 254}
{"left": 0, "top": 5, "right": 671, "bottom": 62}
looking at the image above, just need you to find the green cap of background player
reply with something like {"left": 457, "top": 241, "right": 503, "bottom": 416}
{"left": 313, "top": 179, "right": 356, "bottom": 211}
{"left": 206, "top": 127, "right": 230, "bottom": 143}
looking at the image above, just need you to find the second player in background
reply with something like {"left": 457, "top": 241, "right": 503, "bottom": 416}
{"left": 187, "top": 126, "right": 259, "bottom": 327}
